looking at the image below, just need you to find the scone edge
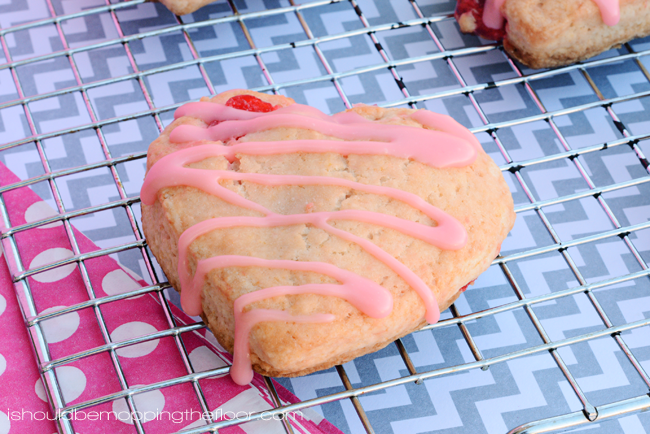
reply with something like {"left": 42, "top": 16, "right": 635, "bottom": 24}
{"left": 501, "top": 0, "right": 650, "bottom": 69}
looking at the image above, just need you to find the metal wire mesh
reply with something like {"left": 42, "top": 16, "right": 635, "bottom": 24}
{"left": 0, "top": 0, "right": 649, "bottom": 433}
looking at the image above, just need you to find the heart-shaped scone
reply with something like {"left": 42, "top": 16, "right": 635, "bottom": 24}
{"left": 141, "top": 89, "right": 515, "bottom": 384}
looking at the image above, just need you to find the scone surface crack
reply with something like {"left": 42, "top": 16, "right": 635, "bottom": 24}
{"left": 141, "top": 89, "right": 515, "bottom": 385}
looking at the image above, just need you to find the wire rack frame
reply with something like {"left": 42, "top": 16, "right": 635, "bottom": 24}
{"left": 0, "top": 0, "right": 648, "bottom": 433}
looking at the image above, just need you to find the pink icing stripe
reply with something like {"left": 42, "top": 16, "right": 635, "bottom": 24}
{"left": 192, "top": 256, "right": 392, "bottom": 384}
{"left": 483, "top": 0, "right": 507, "bottom": 30}
{"left": 177, "top": 214, "right": 445, "bottom": 323}
{"left": 232, "top": 310, "right": 335, "bottom": 385}
{"left": 142, "top": 98, "right": 479, "bottom": 384}
{"left": 169, "top": 105, "right": 477, "bottom": 169}
{"left": 189, "top": 256, "right": 394, "bottom": 319}
{"left": 592, "top": 0, "right": 620, "bottom": 26}
{"left": 410, "top": 110, "right": 483, "bottom": 152}
{"left": 141, "top": 145, "right": 467, "bottom": 249}
{"left": 174, "top": 100, "right": 333, "bottom": 122}
{"left": 483, "top": 0, "right": 620, "bottom": 29}
{"left": 142, "top": 144, "right": 465, "bottom": 321}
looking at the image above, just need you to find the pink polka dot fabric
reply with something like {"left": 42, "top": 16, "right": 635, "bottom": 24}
{"left": 0, "top": 162, "right": 342, "bottom": 434}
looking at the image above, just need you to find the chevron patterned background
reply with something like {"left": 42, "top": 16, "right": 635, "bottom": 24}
{"left": 0, "top": 0, "right": 649, "bottom": 433}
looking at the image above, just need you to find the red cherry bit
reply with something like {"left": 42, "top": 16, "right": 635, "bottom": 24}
{"left": 225, "top": 95, "right": 279, "bottom": 113}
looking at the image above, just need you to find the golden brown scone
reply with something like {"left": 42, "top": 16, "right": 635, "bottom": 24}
{"left": 156, "top": 0, "right": 213, "bottom": 15}
{"left": 456, "top": 0, "right": 650, "bottom": 69}
{"left": 141, "top": 89, "right": 515, "bottom": 380}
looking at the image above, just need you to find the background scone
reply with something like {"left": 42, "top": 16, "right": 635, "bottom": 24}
{"left": 456, "top": 0, "right": 650, "bottom": 69}
{"left": 141, "top": 89, "right": 515, "bottom": 384}
{"left": 157, "top": 0, "right": 213, "bottom": 15}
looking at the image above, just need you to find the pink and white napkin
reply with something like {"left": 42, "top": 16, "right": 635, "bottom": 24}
{"left": 0, "top": 162, "right": 341, "bottom": 434}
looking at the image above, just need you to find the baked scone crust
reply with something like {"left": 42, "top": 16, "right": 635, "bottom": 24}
{"left": 157, "top": 0, "right": 214, "bottom": 15}
{"left": 456, "top": 0, "right": 650, "bottom": 69}
{"left": 141, "top": 89, "right": 516, "bottom": 378}
{"left": 503, "top": 0, "right": 650, "bottom": 69}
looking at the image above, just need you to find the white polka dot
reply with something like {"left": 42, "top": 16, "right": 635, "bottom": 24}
{"left": 0, "top": 354, "right": 5, "bottom": 377}
{"left": 112, "top": 387, "right": 165, "bottom": 424}
{"left": 29, "top": 248, "right": 76, "bottom": 283}
{"left": 189, "top": 346, "right": 227, "bottom": 378}
{"left": 58, "top": 366, "right": 87, "bottom": 403}
{"left": 35, "top": 377, "right": 47, "bottom": 402}
{"left": 24, "top": 201, "right": 63, "bottom": 229}
{"left": 0, "top": 411, "right": 9, "bottom": 434}
{"left": 40, "top": 306, "right": 80, "bottom": 343}
{"left": 110, "top": 322, "right": 159, "bottom": 358}
{"left": 35, "top": 366, "right": 87, "bottom": 404}
{"left": 0, "top": 294, "right": 5, "bottom": 318}
{"left": 118, "top": 263, "right": 142, "bottom": 281}
{"left": 112, "top": 401, "right": 131, "bottom": 423}
{"left": 102, "top": 270, "right": 143, "bottom": 299}
{"left": 204, "top": 331, "right": 221, "bottom": 349}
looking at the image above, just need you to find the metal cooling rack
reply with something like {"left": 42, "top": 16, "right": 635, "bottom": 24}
{"left": 0, "top": 0, "right": 649, "bottom": 433}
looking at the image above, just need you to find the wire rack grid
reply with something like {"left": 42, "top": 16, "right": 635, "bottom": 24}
{"left": 0, "top": 0, "right": 649, "bottom": 433}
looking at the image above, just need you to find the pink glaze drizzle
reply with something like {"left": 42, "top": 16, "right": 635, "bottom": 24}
{"left": 141, "top": 99, "right": 478, "bottom": 384}
{"left": 169, "top": 102, "right": 479, "bottom": 168}
{"left": 176, "top": 213, "right": 458, "bottom": 322}
{"left": 483, "top": 0, "right": 507, "bottom": 29}
{"left": 232, "top": 311, "right": 334, "bottom": 384}
{"left": 194, "top": 256, "right": 392, "bottom": 384}
{"left": 592, "top": 0, "right": 620, "bottom": 26}
{"left": 142, "top": 143, "right": 468, "bottom": 320}
{"left": 483, "top": 0, "right": 620, "bottom": 29}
